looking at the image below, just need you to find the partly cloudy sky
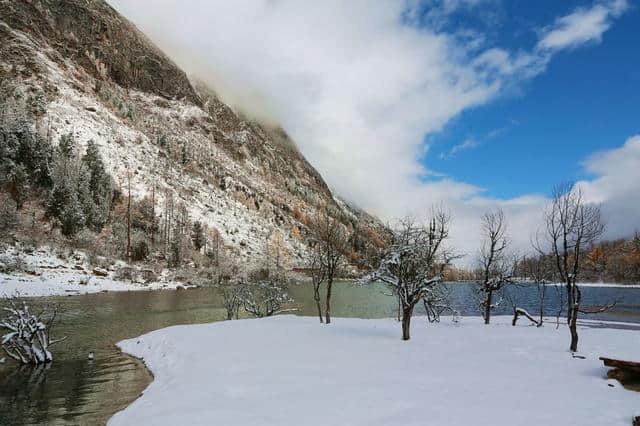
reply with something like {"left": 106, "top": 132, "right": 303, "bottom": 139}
{"left": 109, "top": 0, "right": 639, "bottom": 260}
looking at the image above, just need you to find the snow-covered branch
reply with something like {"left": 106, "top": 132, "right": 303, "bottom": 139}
{"left": 1, "top": 300, "right": 66, "bottom": 364}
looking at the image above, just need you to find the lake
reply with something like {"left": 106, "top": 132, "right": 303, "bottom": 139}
{"left": 1, "top": 281, "right": 639, "bottom": 425}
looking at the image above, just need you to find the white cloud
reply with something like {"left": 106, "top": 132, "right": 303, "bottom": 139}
{"left": 447, "top": 138, "right": 481, "bottom": 158}
{"left": 537, "top": 0, "right": 628, "bottom": 51}
{"left": 107, "top": 0, "right": 634, "bottom": 262}
{"left": 577, "top": 135, "right": 640, "bottom": 238}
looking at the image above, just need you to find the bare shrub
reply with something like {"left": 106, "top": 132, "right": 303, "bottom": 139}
{"left": 240, "top": 279, "right": 294, "bottom": 318}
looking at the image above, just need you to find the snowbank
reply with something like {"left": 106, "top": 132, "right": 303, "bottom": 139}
{"left": 0, "top": 272, "right": 189, "bottom": 298}
{"left": 564, "top": 282, "right": 640, "bottom": 289}
{"left": 0, "top": 247, "right": 192, "bottom": 298}
{"left": 112, "top": 316, "right": 639, "bottom": 425}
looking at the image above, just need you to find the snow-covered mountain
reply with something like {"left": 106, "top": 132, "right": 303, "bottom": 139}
{"left": 0, "top": 0, "right": 386, "bottom": 267}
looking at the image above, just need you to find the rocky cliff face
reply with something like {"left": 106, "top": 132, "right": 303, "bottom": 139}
{"left": 0, "top": 0, "right": 199, "bottom": 104}
{"left": 0, "top": 0, "right": 386, "bottom": 268}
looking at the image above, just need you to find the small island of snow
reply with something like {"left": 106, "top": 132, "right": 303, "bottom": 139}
{"left": 111, "top": 316, "right": 639, "bottom": 425}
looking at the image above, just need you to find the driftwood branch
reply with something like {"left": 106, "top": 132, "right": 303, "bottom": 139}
{"left": 512, "top": 307, "right": 542, "bottom": 327}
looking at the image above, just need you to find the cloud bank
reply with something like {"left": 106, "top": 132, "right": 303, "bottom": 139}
{"left": 108, "top": 0, "right": 636, "bottom": 261}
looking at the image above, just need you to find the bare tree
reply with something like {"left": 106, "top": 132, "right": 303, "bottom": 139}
{"left": 366, "top": 209, "right": 454, "bottom": 340}
{"left": 476, "top": 209, "right": 512, "bottom": 325}
{"left": 1, "top": 301, "right": 66, "bottom": 364}
{"left": 220, "top": 279, "right": 243, "bottom": 320}
{"left": 541, "top": 183, "right": 608, "bottom": 351}
{"left": 525, "top": 253, "right": 552, "bottom": 325}
{"left": 306, "top": 247, "right": 327, "bottom": 323}
{"left": 308, "top": 210, "right": 349, "bottom": 324}
{"left": 422, "top": 284, "right": 458, "bottom": 324}
{"left": 240, "top": 280, "right": 294, "bottom": 318}
{"left": 125, "top": 168, "right": 132, "bottom": 260}
{"left": 267, "top": 230, "right": 289, "bottom": 270}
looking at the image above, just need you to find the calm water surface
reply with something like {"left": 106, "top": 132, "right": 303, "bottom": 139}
{"left": 1, "top": 282, "right": 639, "bottom": 425}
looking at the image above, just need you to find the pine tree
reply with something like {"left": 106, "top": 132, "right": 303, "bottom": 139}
{"left": 82, "top": 140, "right": 112, "bottom": 230}
{"left": 7, "top": 164, "right": 29, "bottom": 209}
{"left": 46, "top": 133, "right": 87, "bottom": 236}
{"left": 57, "top": 133, "right": 74, "bottom": 159}
{"left": 191, "top": 221, "right": 205, "bottom": 251}
{"left": 59, "top": 192, "right": 85, "bottom": 236}
{"left": 168, "top": 235, "right": 181, "bottom": 268}
{"left": 181, "top": 142, "right": 188, "bottom": 165}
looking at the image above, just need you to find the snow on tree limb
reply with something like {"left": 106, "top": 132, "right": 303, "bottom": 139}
{"left": 1, "top": 299, "right": 66, "bottom": 365}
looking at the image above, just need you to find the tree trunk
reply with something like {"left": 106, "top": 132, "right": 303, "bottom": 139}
{"left": 325, "top": 278, "right": 333, "bottom": 324}
{"left": 569, "top": 285, "right": 581, "bottom": 352}
{"left": 566, "top": 281, "right": 573, "bottom": 325}
{"left": 151, "top": 183, "right": 155, "bottom": 248}
{"left": 401, "top": 305, "right": 414, "bottom": 340}
{"left": 538, "top": 284, "right": 545, "bottom": 326}
{"left": 484, "top": 289, "right": 493, "bottom": 325}
{"left": 314, "top": 287, "right": 323, "bottom": 324}
{"left": 569, "top": 311, "right": 579, "bottom": 352}
{"left": 126, "top": 174, "right": 131, "bottom": 260}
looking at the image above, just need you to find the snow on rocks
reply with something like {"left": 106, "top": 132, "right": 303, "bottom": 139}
{"left": 112, "top": 316, "right": 640, "bottom": 426}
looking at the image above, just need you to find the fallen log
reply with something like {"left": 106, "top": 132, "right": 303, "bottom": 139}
{"left": 600, "top": 357, "right": 640, "bottom": 374}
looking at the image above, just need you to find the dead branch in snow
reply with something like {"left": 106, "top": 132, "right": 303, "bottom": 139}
{"left": 512, "top": 308, "right": 542, "bottom": 327}
{"left": 1, "top": 300, "right": 66, "bottom": 365}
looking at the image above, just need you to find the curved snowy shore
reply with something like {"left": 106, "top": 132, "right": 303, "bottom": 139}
{"left": 111, "top": 316, "right": 639, "bottom": 426}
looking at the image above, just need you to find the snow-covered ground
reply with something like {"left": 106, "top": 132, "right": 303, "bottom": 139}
{"left": 112, "top": 316, "right": 639, "bottom": 426}
{"left": 557, "top": 282, "right": 640, "bottom": 288}
{"left": 0, "top": 272, "right": 189, "bottom": 298}
{"left": 0, "top": 247, "right": 191, "bottom": 298}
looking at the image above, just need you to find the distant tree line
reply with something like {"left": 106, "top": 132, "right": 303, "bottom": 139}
{"left": 515, "top": 232, "right": 640, "bottom": 285}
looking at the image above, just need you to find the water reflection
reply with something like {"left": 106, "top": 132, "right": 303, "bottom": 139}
{"left": 0, "top": 282, "right": 638, "bottom": 425}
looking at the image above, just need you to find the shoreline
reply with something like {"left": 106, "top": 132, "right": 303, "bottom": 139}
{"left": 0, "top": 245, "right": 197, "bottom": 298}
{"left": 444, "top": 280, "right": 640, "bottom": 288}
{"left": 0, "top": 271, "right": 197, "bottom": 298}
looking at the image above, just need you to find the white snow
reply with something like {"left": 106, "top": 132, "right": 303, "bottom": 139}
{"left": 0, "top": 247, "right": 192, "bottom": 298}
{"left": 112, "top": 316, "right": 640, "bottom": 426}
{"left": 0, "top": 272, "right": 189, "bottom": 298}
{"left": 564, "top": 282, "right": 640, "bottom": 289}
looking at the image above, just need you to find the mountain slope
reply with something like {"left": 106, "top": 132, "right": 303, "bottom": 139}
{"left": 0, "top": 0, "right": 386, "bottom": 268}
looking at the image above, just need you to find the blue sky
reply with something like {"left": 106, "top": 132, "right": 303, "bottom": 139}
{"left": 424, "top": 0, "right": 640, "bottom": 199}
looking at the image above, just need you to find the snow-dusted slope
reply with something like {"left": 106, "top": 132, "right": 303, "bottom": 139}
{"left": 0, "top": 0, "right": 386, "bottom": 268}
